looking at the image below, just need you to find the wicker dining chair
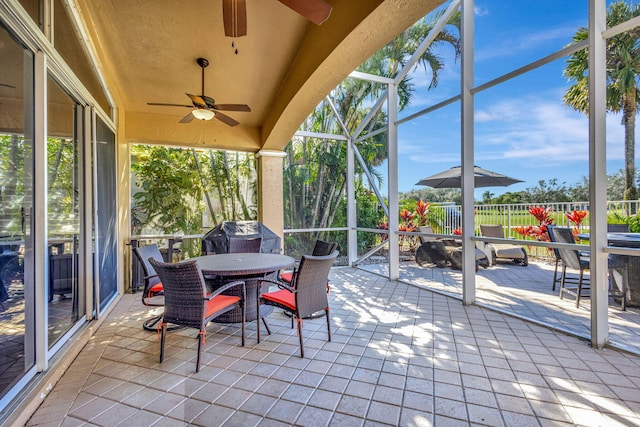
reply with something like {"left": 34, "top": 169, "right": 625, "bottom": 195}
{"left": 149, "top": 258, "right": 246, "bottom": 373}
{"left": 132, "top": 244, "right": 165, "bottom": 307}
{"left": 257, "top": 250, "right": 338, "bottom": 357}
{"left": 228, "top": 236, "right": 262, "bottom": 253}
{"left": 279, "top": 239, "right": 338, "bottom": 284}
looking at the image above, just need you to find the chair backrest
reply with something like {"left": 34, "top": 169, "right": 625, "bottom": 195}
{"left": 608, "top": 223, "right": 630, "bottom": 232}
{"left": 228, "top": 236, "right": 262, "bottom": 253}
{"left": 149, "top": 258, "right": 207, "bottom": 329}
{"left": 293, "top": 250, "right": 339, "bottom": 318}
{"left": 418, "top": 226, "right": 436, "bottom": 244}
{"left": 312, "top": 239, "right": 338, "bottom": 256}
{"left": 547, "top": 226, "right": 583, "bottom": 270}
{"left": 480, "top": 224, "right": 506, "bottom": 239}
{"left": 132, "top": 244, "right": 164, "bottom": 288}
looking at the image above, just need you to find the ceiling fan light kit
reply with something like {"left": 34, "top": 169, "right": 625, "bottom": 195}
{"left": 147, "top": 57, "right": 250, "bottom": 127}
{"left": 192, "top": 109, "right": 215, "bottom": 121}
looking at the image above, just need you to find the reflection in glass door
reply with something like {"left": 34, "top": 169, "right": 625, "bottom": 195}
{"left": 95, "top": 118, "right": 117, "bottom": 310}
{"left": 0, "top": 24, "right": 35, "bottom": 401}
{"left": 46, "top": 77, "right": 85, "bottom": 348}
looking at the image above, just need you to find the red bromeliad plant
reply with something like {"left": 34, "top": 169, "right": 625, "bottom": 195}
{"left": 529, "top": 206, "right": 554, "bottom": 225}
{"left": 400, "top": 209, "right": 415, "bottom": 224}
{"left": 378, "top": 199, "right": 433, "bottom": 249}
{"left": 399, "top": 223, "right": 417, "bottom": 233}
{"left": 565, "top": 210, "right": 588, "bottom": 237}
{"left": 415, "top": 200, "right": 431, "bottom": 226}
{"left": 378, "top": 221, "right": 389, "bottom": 241}
{"left": 513, "top": 205, "right": 554, "bottom": 242}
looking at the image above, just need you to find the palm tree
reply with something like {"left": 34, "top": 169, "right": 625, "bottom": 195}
{"left": 284, "top": 9, "right": 461, "bottom": 243}
{"left": 563, "top": 1, "right": 640, "bottom": 205}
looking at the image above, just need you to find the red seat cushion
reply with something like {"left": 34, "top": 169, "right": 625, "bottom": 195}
{"left": 279, "top": 271, "right": 294, "bottom": 283}
{"left": 262, "top": 289, "right": 296, "bottom": 310}
{"left": 205, "top": 295, "right": 241, "bottom": 317}
{"left": 149, "top": 283, "right": 163, "bottom": 294}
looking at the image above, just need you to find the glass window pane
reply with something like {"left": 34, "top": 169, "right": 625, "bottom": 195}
{"left": 47, "top": 76, "right": 84, "bottom": 348}
{"left": 0, "top": 22, "right": 35, "bottom": 401}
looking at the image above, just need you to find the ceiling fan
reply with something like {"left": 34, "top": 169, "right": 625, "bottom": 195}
{"left": 223, "top": 0, "right": 332, "bottom": 38}
{"left": 147, "top": 57, "right": 250, "bottom": 127}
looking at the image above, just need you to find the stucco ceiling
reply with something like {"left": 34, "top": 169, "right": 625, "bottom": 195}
{"left": 77, "top": 0, "right": 444, "bottom": 152}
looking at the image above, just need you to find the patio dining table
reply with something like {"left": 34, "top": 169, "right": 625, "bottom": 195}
{"left": 189, "top": 253, "right": 294, "bottom": 323}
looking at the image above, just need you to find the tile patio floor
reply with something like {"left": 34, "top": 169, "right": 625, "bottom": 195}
{"left": 25, "top": 265, "right": 640, "bottom": 426}
{"left": 361, "top": 259, "right": 640, "bottom": 355}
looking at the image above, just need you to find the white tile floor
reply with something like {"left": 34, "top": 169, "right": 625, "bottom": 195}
{"left": 26, "top": 266, "right": 640, "bottom": 426}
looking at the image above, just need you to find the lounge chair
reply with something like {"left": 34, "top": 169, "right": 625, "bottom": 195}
{"left": 479, "top": 224, "right": 528, "bottom": 266}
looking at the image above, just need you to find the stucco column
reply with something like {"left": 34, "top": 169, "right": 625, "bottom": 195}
{"left": 256, "top": 150, "right": 287, "bottom": 251}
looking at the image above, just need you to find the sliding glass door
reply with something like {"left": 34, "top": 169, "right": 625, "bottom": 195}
{"left": 46, "top": 76, "right": 85, "bottom": 348}
{"left": 0, "top": 23, "right": 35, "bottom": 402}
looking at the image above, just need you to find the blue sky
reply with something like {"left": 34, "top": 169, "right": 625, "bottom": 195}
{"left": 389, "top": 0, "right": 640, "bottom": 199}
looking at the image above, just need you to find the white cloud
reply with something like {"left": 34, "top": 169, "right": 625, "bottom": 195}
{"left": 474, "top": 5, "right": 489, "bottom": 17}
{"left": 400, "top": 94, "right": 634, "bottom": 167}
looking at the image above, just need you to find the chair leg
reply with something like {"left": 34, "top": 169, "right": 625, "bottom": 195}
{"left": 241, "top": 301, "right": 246, "bottom": 346}
{"left": 559, "top": 265, "right": 567, "bottom": 299}
{"left": 576, "top": 271, "right": 583, "bottom": 308}
{"left": 622, "top": 265, "right": 628, "bottom": 310}
{"left": 296, "top": 316, "right": 304, "bottom": 358}
{"left": 256, "top": 300, "right": 261, "bottom": 343}
{"left": 325, "top": 308, "right": 331, "bottom": 342}
{"left": 159, "top": 322, "right": 167, "bottom": 363}
{"left": 621, "top": 267, "right": 628, "bottom": 311}
{"left": 261, "top": 317, "right": 271, "bottom": 335}
{"left": 196, "top": 329, "right": 204, "bottom": 373}
{"left": 552, "top": 257, "right": 560, "bottom": 291}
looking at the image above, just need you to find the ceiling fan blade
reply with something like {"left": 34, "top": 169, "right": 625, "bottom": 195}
{"left": 223, "top": 0, "right": 247, "bottom": 37}
{"left": 179, "top": 112, "right": 196, "bottom": 123}
{"left": 278, "top": 0, "right": 332, "bottom": 25}
{"left": 148, "top": 102, "right": 193, "bottom": 108}
{"left": 213, "top": 104, "right": 251, "bottom": 112}
{"left": 186, "top": 93, "right": 207, "bottom": 108}
{"left": 213, "top": 111, "right": 239, "bottom": 127}
{"left": 201, "top": 95, "right": 216, "bottom": 108}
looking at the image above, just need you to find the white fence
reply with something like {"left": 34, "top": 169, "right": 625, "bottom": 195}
{"left": 433, "top": 200, "right": 640, "bottom": 236}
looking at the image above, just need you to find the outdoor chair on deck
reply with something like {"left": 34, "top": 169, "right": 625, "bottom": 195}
{"left": 479, "top": 224, "right": 528, "bottom": 266}
{"left": 257, "top": 250, "right": 338, "bottom": 357}
{"left": 415, "top": 225, "right": 448, "bottom": 268}
{"left": 547, "top": 226, "right": 590, "bottom": 307}
{"left": 149, "top": 258, "right": 246, "bottom": 373}
{"left": 549, "top": 226, "right": 628, "bottom": 310}
{"left": 132, "top": 244, "right": 165, "bottom": 307}
{"left": 279, "top": 239, "right": 338, "bottom": 284}
{"left": 228, "top": 236, "right": 262, "bottom": 253}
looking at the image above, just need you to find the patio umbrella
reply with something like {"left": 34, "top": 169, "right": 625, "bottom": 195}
{"left": 416, "top": 165, "right": 523, "bottom": 188}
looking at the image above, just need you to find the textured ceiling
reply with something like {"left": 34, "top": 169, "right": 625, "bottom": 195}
{"left": 76, "top": 0, "right": 444, "bottom": 152}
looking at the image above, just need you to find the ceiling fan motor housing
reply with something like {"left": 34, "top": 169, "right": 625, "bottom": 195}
{"left": 197, "top": 57, "right": 209, "bottom": 68}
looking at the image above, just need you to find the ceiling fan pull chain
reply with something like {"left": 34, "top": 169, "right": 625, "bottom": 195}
{"left": 232, "top": 0, "right": 239, "bottom": 54}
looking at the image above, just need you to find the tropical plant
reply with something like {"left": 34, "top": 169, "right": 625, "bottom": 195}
{"left": 563, "top": 1, "right": 640, "bottom": 205}
{"left": 283, "top": 9, "right": 461, "bottom": 252}
{"left": 566, "top": 209, "right": 589, "bottom": 238}
{"left": 130, "top": 145, "right": 257, "bottom": 257}
{"left": 513, "top": 205, "right": 555, "bottom": 242}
